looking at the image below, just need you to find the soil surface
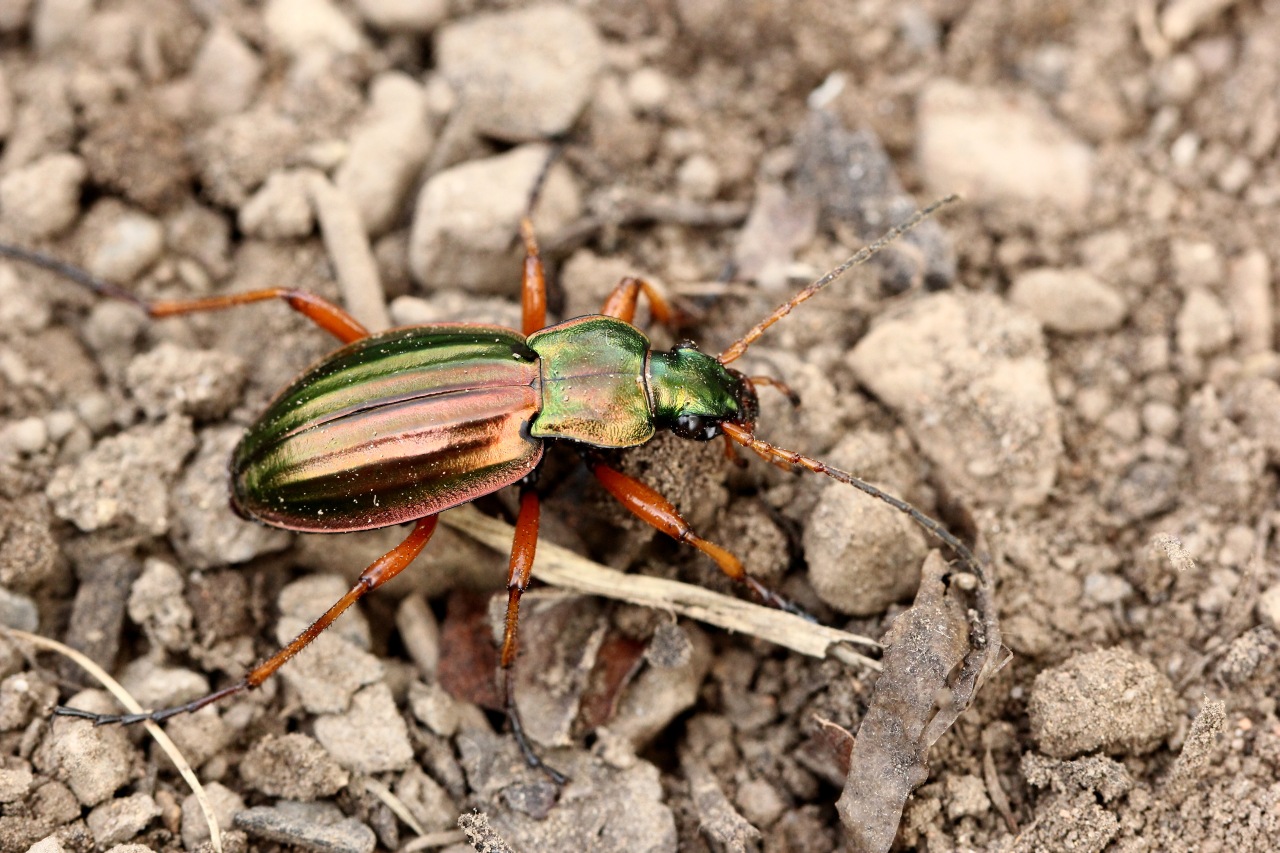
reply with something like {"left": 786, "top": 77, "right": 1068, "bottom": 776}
{"left": 0, "top": 2, "right": 1278, "bottom": 852}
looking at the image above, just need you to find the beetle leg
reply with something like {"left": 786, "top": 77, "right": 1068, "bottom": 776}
{"left": 519, "top": 218, "right": 548, "bottom": 335}
{"left": 499, "top": 488, "right": 568, "bottom": 784}
{"left": 590, "top": 462, "right": 809, "bottom": 618}
{"left": 53, "top": 516, "right": 438, "bottom": 726}
{"left": 600, "top": 277, "right": 679, "bottom": 327}
{"left": 146, "top": 288, "right": 369, "bottom": 343}
{"left": 0, "top": 243, "right": 370, "bottom": 343}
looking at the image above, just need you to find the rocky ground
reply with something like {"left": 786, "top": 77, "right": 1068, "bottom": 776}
{"left": 0, "top": 0, "right": 1279, "bottom": 851}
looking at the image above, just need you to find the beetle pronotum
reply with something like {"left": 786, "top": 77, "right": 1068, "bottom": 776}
{"left": 4, "top": 194, "right": 976, "bottom": 781}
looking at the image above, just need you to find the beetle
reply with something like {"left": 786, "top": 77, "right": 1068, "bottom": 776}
{"left": 4, "top": 195, "right": 977, "bottom": 781}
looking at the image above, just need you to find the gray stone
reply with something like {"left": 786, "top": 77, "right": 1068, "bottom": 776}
{"left": 235, "top": 801, "right": 375, "bottom": 853}
{"left": 1008, "top": 268, "right": 1127, "bottom": 334}
{"left": 180, "top": 782, "right": 244, "bottom": 850}
{"left": 804, "top": 480, "right": 929, "bottom": 615}
{"left": 917, "top": 80, "right": 1094, "bottom": 214}
{"left": 436, "top": 3, "right": 602, "bottom": 142}
{"left": 313, "top": 683, "right": 413, "bottom": 773}
{"left": 240, "top": 733, "right": 349, "bottom": 801}
{"left": 191, "top": 24, "right": 262, "bottom": 117}
{"left": 46, "top": 415, "right": 197, "bottom": 536}
{"left": 335, "top": 72, "right": 432, "bottom": 236}
{"left": 86, "top": 792, "right": 160, "bottom": 847}
{"left": 1029, "top": 647, "right": 1178, "bottom": 758}
{"left": 264, "top": 0, "right": 364, "bottom": 58}
{"left": 849, "top": 292, "right": 1062, "bottom": 508}
{"left": 171, "top": 426, "right": 291, "bottom": 570}
{"left": 86, "top": 208, "right": 164, "bottom": 283}
{"left": 408, "top": 144, "right": 580, "bottom": 295}
{"left": 124, "top": 343, "right": 247, "bottom": 421}
{"left": 0, "top": 152, "right": 85, "bottom": 237}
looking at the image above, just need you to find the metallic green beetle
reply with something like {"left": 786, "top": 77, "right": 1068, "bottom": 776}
{"left": 3, "top": 197, "right": 977, "bottom": 782}
{"left": 232, "top": 317, "right": 752, "bottom": 533}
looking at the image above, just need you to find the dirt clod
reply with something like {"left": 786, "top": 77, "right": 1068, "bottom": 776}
{"left": 1028, "top": 646, "right": 1179, "bottom": 759}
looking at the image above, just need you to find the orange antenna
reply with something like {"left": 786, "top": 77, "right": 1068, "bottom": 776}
{"left": 718, "top": 194, "right": 958, "bottom": 365}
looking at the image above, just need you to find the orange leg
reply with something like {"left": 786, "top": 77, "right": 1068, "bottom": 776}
{"left": 519, "top": 218, "right": 547, "bottom": 335}
{"left": 600, "top": 277, "right": 678, "bottom": 326}
{"left": 55, "top": 516, "right": 439, "bottom": 726}
{"left": 147, "top": 289, "right": 369, "bottom": 344}
{"left": 0, "top": 242, "right": 370, "bottom": 344}
{"left": 590, "top": 462, "right": 806, "bottom": 616}
{"left": 498, "top": 488, "right": 565, "bottom": 783}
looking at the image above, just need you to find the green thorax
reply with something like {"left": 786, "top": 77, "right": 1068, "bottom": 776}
{"left": 526, "top": 315, "right": 745, "bottom": 448}
{"left": 527, "top": 316, "right": 653, "bottom": 447}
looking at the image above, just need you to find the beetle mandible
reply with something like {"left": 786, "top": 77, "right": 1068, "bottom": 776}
{"left": 3, "top": 194, "right": 977, "bottom": 781}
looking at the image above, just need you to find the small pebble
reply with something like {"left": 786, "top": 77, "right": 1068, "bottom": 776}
{"left": 435, "top": 3, "right": 602, "bottom": 141}
{"left": 1028, "top": 647, "right": 1177, "bottom": 758}
{"left": 849, "top": 292, "right": 1062, "bottom": 508}
{"left": 408, "top": 680, "right": 459, "bottom": 737}
{"left": 35, "top": 690, "right": 139, "bottom": 806}
{"left": 917, "top": 80, "right": 1093, "bottom": 214}
{"left": 0, "top": 587, "right": 37, "bottom": 631}
{"left": 314, "top": 683, "right": 414, "bottom": 774}
{"left": 87, "top": 208, "right": 164, "bottom": 283}
{"left": 1083, "top": 573, "right": 1133, "bottom": 606}
{"left": 1176, "top": 288, "right": 1233, "bottom": 358}
{"left": 192, "top": 109, "right": 302, "bottom": 208}
{"left": 86, "top": 792, "right": 160, "bottom": 848}
{"left": 0, "top": 759, "right": 33, "bottom": 803}
{"left": 117, "top": 657, "right": 208, "bottom": 712}
{"left": 626, "top": 67, "right": 672, "bottom": 114}
{"left": 944, "top": 774, "right": 990, "bottom": 820}
{"left": 1007, "top": 268, "right": 1127, "bottom": 334}
{"left": 1151, "top": 55, "right": 1201, "bottom": 105}
{"left": 1141, "top": 401, "right": 1180, "bottom": 439}
{"left": 238, "top": 169, "right": 316, "bottom": 239}
{"left": 5, "top": 416, "right": 47, "bottom": 454}
{"left": 235, "top": 801, "right": 376, "bottom": 853}
{"left": 735, "top": 778, "right": 786, "bottom": 828}
{"left": 274, "top": 576, "right": 382, "bottom": 715}
{"left": 334, "top": 72, "right": 432, "bottom": 237}
{"left": 240, "top": 733, "right": 350, "bottom": 800}
{"left": 352, "top": 0, "right": 446, "bottom": 33}
{"left": 0, "top": 152, "right": 86, "bottom": 238}
{"left": 264, "top": 0, "right": 363, "bottom": 58}
{"left": 124, "top": 342, "right": 248, "bottom": 422}
{"left": 180, "top": 782, "right": 244, "bottom": 850}
{"left": 127, "top": 558, "right": 194, "bottom": 653}
{"left": 675, "top": 153, "right": 720, "bottom": 201}
{"left": 1256, "top": 584, "right": 1280, "bottom": 632}
{"left": 45, "top": 410, "right": 77, "bottom": 443}
{"left": 31, "top": 0, "right": 90, "bottom": 53}
{"left": 0, "top": 263, "right": 52, "bottom": 334}
{"left": 408, "top": 144, "right": 580, "bottom": 295}
{"left": 45, "top": 415, "right": 196, "bottom": 536}
{"left": 1170, "top": 239, "right": 1223, "bottom": 290}
{"left": 804, "top": 480, "right": 928, "bottom": 615}
{"left": 191, "top": 24, "right": 262, "bottom": 117}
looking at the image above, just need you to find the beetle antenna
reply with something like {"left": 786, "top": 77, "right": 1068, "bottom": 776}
{"left": 721, "top": 422, "right": 985, "bottom": 584}
{"left": 524, "top": 140, "right": 567, "bottom": 220}
{"left": 717, "top": 194, "right": 958, "bottom": 365}
{"left": 0, "top": 242, "right": 148, "bottom": 309}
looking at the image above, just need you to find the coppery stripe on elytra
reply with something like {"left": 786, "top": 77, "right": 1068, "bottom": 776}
{"left": 259, "top": 390, "right": 536, "bottom": 494}
{"left": 271, "top": 361, "right": 537, "bottom": 445}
